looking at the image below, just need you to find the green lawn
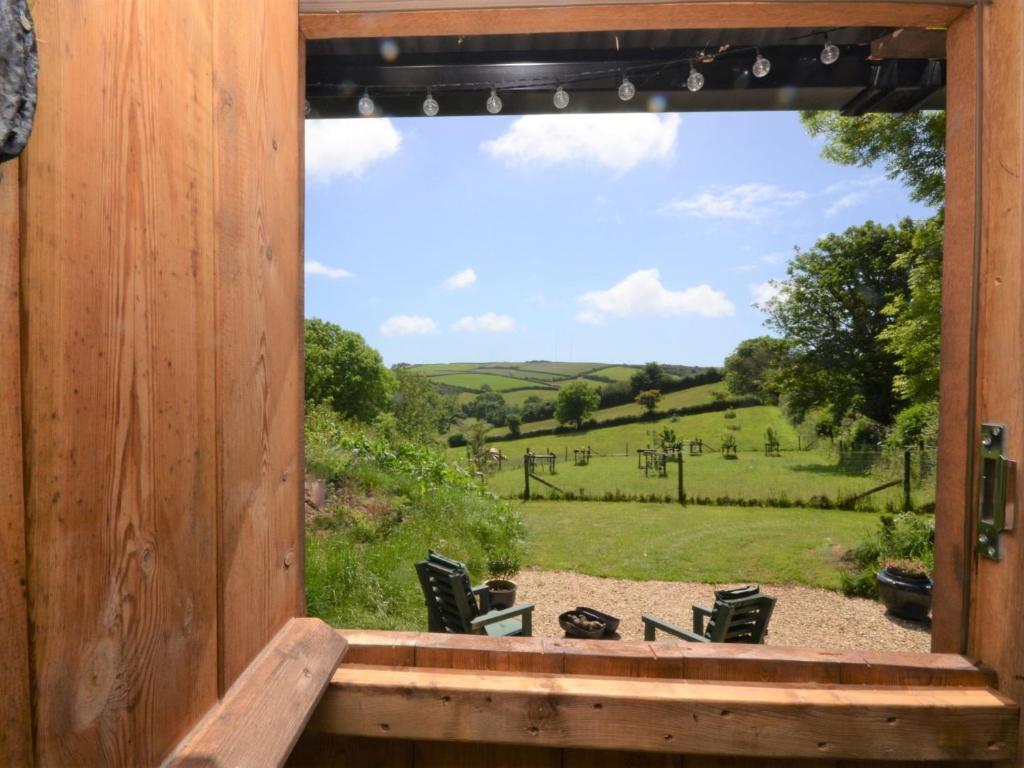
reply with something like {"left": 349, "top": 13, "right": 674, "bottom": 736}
{"left": 489, "top": 382, "right": 724, "bottom": 436}
{"left": 483, "top": 449, "right": 927, "bottom": 509}
{"left": 521, "top": 501, "right": 885, "bottom": 589}
{"left": 477, "top": 405, "right": 799, "bottom": 454}
{"left": 588, "top": 365, "right": 642, "bottom": 382}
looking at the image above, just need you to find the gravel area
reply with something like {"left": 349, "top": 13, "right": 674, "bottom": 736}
{"left": 515, "top": 569, "right": 931, "bottom": 653}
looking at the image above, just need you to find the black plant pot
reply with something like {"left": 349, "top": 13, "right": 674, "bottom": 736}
{"left": 876, "top": 568, "right": 932, "bottom": 622}
{"left": 486, "top": 579, "right": 517, "bottom": 610}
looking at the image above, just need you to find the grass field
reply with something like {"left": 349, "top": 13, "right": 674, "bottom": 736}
{"left": 473, "top": 405, "right": 799, "bottom": 454}
{"left": 521, "top": 501, "right": 886, "bottom": 588}
{"left": 489, "top": 382, "right": 724, "bottom": 436}
{"left": 482, "top": 449, "right": 928, "bottom": 509}
{"left": 431, "top": 372, "right": 555, "bottom": 392}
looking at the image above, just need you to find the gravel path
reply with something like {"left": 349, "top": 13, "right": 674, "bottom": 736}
{"left": 515, "top": 569, "right": 931, "bottom": 652}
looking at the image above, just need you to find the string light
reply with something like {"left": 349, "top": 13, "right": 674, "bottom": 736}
{"left": 752, "top": 51, "right": 771, "bottom": 78}
{"left": 486, "top": 88, "right": 503, "bottom": 114}
{"left": 553, "top": 86, "right": 570, "bottom": 109}
{"left": 820, "top": 35, "right": 840, "bottom": 65}
{"left": 423, "top": 90, "right": 439, "bottom": 116}
{"left": 357, "top": 90, "right": 375, "bottom": 116}
{"left": 686, "top": 63, "right": 705, "bottom": 93}
{"left": 618, "top": 76, "right": 636, "bottom": 101}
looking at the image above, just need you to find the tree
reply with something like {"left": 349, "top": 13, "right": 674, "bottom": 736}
{"left": 555, "top": 381, "right": 601, "bottom": 430}
{"left": 629, "top": 362, "right": 666, "bottom": 395}
{"left": 635, "top": 389, "right": 662, "bottom": 414}
{"left": 800, "top": 111, "right": 945, "bottom": 207}
{"left": 878, "top": 215, "right": 943, "bottom": 404}
{"left": 505, "top": 413, "right": 522, "bottom": 437}
{"left": 464, "top": 390, "right": 508, "bottom": 427}
{"left": 389, "top": 367, "right": 450, "bottom": 443}
{"left": 304, "top": 318, "right": 392, "bottom": 421}
{"left": 763, "top": 220, "right": 915, "bottom": 426}
{"left": 723, "top": 336, "right": 788, "bottom": 403}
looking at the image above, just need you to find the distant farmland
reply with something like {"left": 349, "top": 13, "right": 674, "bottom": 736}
{"left": 406, "top": 361, "right": 711, "bottom": 401}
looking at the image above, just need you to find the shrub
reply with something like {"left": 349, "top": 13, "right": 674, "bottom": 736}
{"left": 839, "top": 513, "right": 934, "bottom": 598}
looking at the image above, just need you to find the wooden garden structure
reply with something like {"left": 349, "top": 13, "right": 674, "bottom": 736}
{"left": 3, "top": 0, "right": 1024, "bottom": 765}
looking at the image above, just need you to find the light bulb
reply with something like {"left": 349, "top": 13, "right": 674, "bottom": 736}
{"left": 618, "top": 77, "right": 636, "bottom": 101}
{"left": 752, "top": 52, "right": 771, "bottom": 78}
{"left": 820, "top": 38, "right": 840, "bottom": 65}
{"left": 686, "top": 65, "right": 705, "bottom": 93}
{"left": 486, "top": 88, "right": 503, "bottom": 114}
{"left": 553, "top": 86, "right": 570, "bottom": 109}
{"left": 357, "top": 91, "right": 375, "bottom": 116}
{"left": 422, "top": 91, "right": 439, "bottom": 117}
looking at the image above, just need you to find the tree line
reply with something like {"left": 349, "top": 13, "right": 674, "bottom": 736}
{"left": 723, "top": 111, "right": 944, "bottom": 450}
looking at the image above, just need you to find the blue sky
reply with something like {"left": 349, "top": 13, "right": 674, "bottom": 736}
{"left": 304, "top": 111, "right": 933, "bottom": 367}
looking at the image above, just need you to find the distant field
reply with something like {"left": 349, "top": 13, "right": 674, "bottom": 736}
{"left": 431, "top": 372, "right": 555, "bottom": 392}
{"left": 513, "top": 362, "right": 609, "bottom": 377}
{"left": 587, "top": 365, "right": 643, "bottom": 382}
{"left": 479, "top": 404, "right": 795, "bottom": 454}
{"left": 521, "top": 501, "right": 886, "bottom": 588}
{"left": 489, "top": 382, "right": 724, "bottom": 436}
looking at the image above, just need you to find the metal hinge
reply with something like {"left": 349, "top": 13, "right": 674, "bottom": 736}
{"left": 977, "top": 423, "right": 1016, "bottom": 560}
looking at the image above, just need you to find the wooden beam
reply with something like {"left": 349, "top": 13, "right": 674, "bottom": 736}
{"left": 299, "top": 2, "right": 966, "bottom": 39}
{"left": 339, "top": 629, "right": 997, "bottom": 687}
{"left": 870, "top": 27, "right": 947, "bottom": 59}
{"left": 0, "top": 158, "right": 32, "bottom": 768}
{"left": 310, "top": 665, "right": 1017, "bottom": 761}
{"left": 165, "top": 619, "right": 348, "bottom": 768}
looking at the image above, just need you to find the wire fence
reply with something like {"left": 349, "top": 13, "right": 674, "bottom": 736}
{"left": 476, "top": 446, "right": 937, "bottom": 511}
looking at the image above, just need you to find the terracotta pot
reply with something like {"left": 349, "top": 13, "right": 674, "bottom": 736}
{"left": 876, "top": 567, "right": 932, "bottom": 622}
{"left": 485, "top": 579, "right": 517, "bottom": 610}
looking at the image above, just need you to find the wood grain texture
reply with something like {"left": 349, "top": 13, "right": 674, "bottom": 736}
{"left": 166, "top": 618, "right": 347, "bottom": 768}
{"left": 19, "top": 1, "right": 220, "bottom": 764}
{"left": 311, "top": 665, "right": 1018, "bottom": 761}
{"left": 0, "top": 159, "right": 32, "bottom": 768}
{"left": 299, "top": 2, "right": 965, "bottom": 39}
{"left": 932, "top": 6, "right": 977, "bottom": 656}
{"left": 214, "top": 0, "right": 305, "bottom": 693}
{"left": 965, "top": 0, "right": 1024, "bottom": 762}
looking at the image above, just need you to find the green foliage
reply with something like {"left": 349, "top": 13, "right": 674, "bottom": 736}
{"left": 840, "top": 513, "right": 934, "bottom": 598}
{"left": 555, "top": 381, "right": 602, "bottom": 429}
{"left": 389, "top": 367, "right": 454, "bottom": 443}
{"left": 305, "top": 318, "right": 392, "bottom": 422}
{"left": 464, "top": 390, "right": 508, "bottom": 427}
{"left": 505, "top": 412, "right": 522, "bottom": 437}
{"left": 800, "top": 111, "right": 946, "bottom": 208}
{"left": 635, "top": 388, "right": 663, "bottom": 413}
{"left": 486, "top": 546, "right": 521, "bottom": 581}
{"left": 723, "top": 336, "right": 788, "bottom": 403}
{"left": 878, "top": 214, "right": 944, "bottom": 405}
{"left": 304, "top": 405, "right": 525, "bottom": 630}
{"left": 887, "top": 400, "right": 939, "bottom": 449}
{"left": 630, "top": 361, "right": 666, "bottom": 394}
{"left": 764, "top": 220, "right": 916, "bottom": 426}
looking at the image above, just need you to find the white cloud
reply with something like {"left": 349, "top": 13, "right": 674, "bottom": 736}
{"left": 661, "top": 183, "right": 808, "bottom": 222}
{"left": 443, "top": 268, "right": 477, "bottom": 290}
{"left": 305, "top": 118, "right": 402, "bottom": 181}
{"left": 304, "top": 260, "right": 353, "bottom": 279}
{"left": 452, "top": 313, "right": 517, "bottom": 333}
{"left": 379, "top": 315, "right": 437, "bottom": 336}
{"left": 577, "top": 269, "right": 734, "bottom": 324}
{"left": 481, "top": 114, "right": 680, "bottom": 173}
{"left": 824, "top": 176, "right": 886, "bottom": 216}
{"left": 761, "top": 251, "right": 788, "bottom": 265}
{"left": 751, "top": 281, "right": 785, "bottom": 306}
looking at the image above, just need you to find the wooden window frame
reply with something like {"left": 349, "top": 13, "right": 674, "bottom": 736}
{"left": 296, "top": 0, "right": 980, "bottom": 656}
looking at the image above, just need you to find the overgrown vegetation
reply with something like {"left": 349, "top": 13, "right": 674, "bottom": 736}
{"left": 304, "top": 405, "right": 524, "bottom": 630}
{"left": 839, "top": 512, "right": 935, "bottom": 598}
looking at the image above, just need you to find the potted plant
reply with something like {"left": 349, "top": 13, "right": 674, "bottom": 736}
{"left": 485, "top": 549, "right": 520, "bottom": 610}
{"left": 876, "top": 559, "right": 932, "bottom": 621}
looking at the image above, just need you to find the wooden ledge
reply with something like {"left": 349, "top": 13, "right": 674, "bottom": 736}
{"left": 164, "top": 619, "right": 348, "bottom": 767}
{"left": 299, "top": 2, "right": 966, "bottom": 40}
{"left": 309, "top": 664, "right": 1017, "bottom": 761}
{"left": 338, "top": 629, "right": 997, "bottom": 686}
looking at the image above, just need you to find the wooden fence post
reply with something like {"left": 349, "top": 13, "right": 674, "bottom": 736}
{"left": 903, "top": 449, "right": 912, "bottom": 511}
{"left": 677, "top": 457, "right": 685, "bottom": 505}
